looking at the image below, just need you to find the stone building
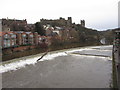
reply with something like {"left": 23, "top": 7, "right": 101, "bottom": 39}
{"left": 40, "top": 17, "right": 85, "bottom": 27}
{"left": 40, "top": 17, "right": 72, "bottom": 27}
{"left": 1, "top": 18, "right": 35, "bottom": 32}
{"left": 2, "top": 18, "right": 27, "bottom": 31}
{"left": 26, "top": 24, "right": 35, "bottom": 32}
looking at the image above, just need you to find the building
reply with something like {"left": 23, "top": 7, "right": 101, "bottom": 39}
{"left": 15, "top": 31, "right": 39, "bottom": 46}
{"left": 40, "top": 17, "right": 85, "bottom": 27}
{"left": 40, "top": 17, "right": 72, "bottom": 27}
{"left": 26, "top": 32, "right": 34, "bottom": 45}
{"left": 1, "top": 31, "right": 17, "bottom": 48}
{"left": 2, "top": 18, "right": 27, "bottom": 31}
{"left": 0, "top": 31, "right": 50, "bottom": 49}
{"left": 43, "top": 24, "right": 54, "bottom": 36}
{"left": 26, "top": 24, "right": 35, "bottom": 32}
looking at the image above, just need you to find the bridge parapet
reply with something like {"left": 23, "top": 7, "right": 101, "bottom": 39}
{"left": 113, "top": 30, "right": 120, "bottom": 89}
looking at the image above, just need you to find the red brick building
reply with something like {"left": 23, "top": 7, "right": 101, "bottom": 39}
{"left": 0, "top": 31, "right": 17, "bottom": 48}
{"left": 0, "top": 31, "right": 50, "bottom": 49}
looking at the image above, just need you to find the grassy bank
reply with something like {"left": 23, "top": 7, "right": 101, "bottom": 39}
{"left": 2, "top": 42, "right": 101, "bottom": 62}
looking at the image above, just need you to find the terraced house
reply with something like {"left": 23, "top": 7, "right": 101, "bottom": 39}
{"left": 0, "top": 31, "right": 50, "bottom": 49}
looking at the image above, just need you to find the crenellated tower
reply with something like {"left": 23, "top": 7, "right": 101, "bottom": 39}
{"left": 81, "top": 20, "right": 85, "bottom": 27}
{"left": 67, "top": 17, "right": 72, "bottom": 26}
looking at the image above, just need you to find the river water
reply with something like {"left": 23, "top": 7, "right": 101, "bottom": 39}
{"left": 1, "top": 45, "right": 113, "bottom": 88}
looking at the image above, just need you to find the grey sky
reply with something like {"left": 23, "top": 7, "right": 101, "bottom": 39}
{"left": 0, "top": 0, "right": 119, "bottom": 30}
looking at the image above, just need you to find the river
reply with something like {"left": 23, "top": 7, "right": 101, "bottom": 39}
{"left": 1, "top": 45, "right": 113, "bottom": 88}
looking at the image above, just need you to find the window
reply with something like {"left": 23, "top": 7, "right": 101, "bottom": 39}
{"left": 8, "top": 40, "right": 11, "bottom": 47}
{"left": 29, "top": 34, "right": 33, "bottom": 37}
{"left": 11, "top": 40, "right": 15, "bottom": 46}
{"left": 11, "top": 34, "right": 16, "bottom": 38}
{"left": 22, "top": 34, "right": 26, "bottom": 37}
{"left": 4, "top": 34, "right": 9, "bottom": 38}
{"left": 3, "top": 40, "right": 7, "bottom": 47}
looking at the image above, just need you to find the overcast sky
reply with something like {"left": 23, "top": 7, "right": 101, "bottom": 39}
{"left": 0, "top": 0, "right": 119, "bottom": 30}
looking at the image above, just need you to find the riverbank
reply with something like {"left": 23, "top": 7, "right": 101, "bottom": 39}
{"left": 2, "top": 43, "right": 101, "bottom": 62}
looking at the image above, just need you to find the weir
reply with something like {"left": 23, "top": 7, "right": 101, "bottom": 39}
{"left": 2, "top": 45, "right": 113, "bottom": 88}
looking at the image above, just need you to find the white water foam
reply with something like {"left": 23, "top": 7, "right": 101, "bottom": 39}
{"left": 0, "top": 52, "right": 68, "bottom": 73}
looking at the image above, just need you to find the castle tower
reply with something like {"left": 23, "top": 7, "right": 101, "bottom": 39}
{"left": 67, "top": 17, "right": 72, "bottom": 26}
{"left": 81, "top": 20, "right": 85, "bottom": 27}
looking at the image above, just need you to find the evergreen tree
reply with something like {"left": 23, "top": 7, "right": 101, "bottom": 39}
{"left": 35, "top": 22, "right": 46, "bottom": 36}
